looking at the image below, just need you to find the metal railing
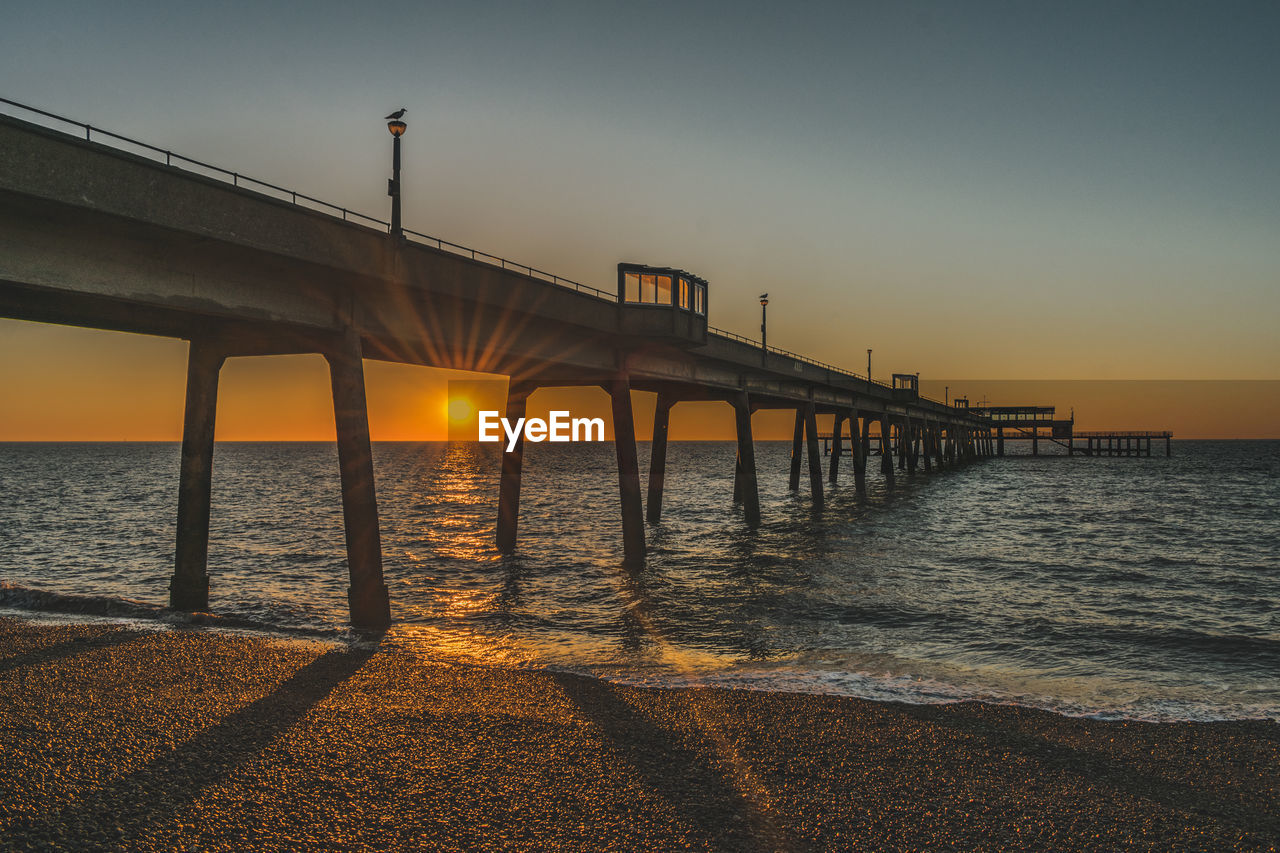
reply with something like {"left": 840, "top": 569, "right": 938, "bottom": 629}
{"left": 0, "top": 94, "right": 961, "bottom": 411}
{"left": 0, "top": 96, "right": 613, "bottom": 300}
{"left": 1073, "top": 431, "right": 1173, "bottom": 438}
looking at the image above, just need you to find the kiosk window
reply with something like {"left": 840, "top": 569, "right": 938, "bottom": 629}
{"left": 656, "top": 275, "right": 672, "bottom": 305}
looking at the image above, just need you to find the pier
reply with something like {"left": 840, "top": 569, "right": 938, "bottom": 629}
{"left": 1074, "top": 431, "right": 1173, "bottom": 457}
{"left": 1, "top": 100, "right": 1094, "bottom": 628}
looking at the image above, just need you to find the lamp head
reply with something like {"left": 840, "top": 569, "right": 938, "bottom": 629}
{"left": 759, "top": 293, "right": 769, "bottom": 306}
{"left": 387, "top": 120, "right": 407, "bottom": 137}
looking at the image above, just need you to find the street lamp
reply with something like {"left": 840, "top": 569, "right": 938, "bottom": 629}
{"left": 759, "top": 294, "right": 769, "bottom": 364}
{"left": 867, "top": 348, "right": 872, "bottom": 381}
{"left": 386, "top": 111, "right": 407, "bottom": 238}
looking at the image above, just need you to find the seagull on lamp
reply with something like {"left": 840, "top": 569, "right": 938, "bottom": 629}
{"left": 385, "top": 108, "right": 407, "bottom": 120}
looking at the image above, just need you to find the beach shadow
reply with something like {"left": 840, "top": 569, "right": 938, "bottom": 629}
{"left": 895, "top": 703, "right": 1280, "bottom": 842}
{"left": 0, "top": 627, "right": 147, "bottom": 674}
{"left": 10, "top": 638, "right": 379, "bottom": 845}
{"left": 550, "top": 672, "right": 793, "bottom": 851}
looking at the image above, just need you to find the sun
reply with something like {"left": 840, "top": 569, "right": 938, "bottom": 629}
{"left": 447, "top": 396, "right": 474, "bottom": 424}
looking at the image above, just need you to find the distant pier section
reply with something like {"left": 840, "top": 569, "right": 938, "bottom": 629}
{"left": 823, "top": 400, "right": 1173, "bottom": 458}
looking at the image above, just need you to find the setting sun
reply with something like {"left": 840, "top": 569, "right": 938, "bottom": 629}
{"left": 447, "top": 396, "right": 474, "bottom": 424}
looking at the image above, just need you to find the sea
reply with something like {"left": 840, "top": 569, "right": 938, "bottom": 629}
{"left": 1, "top": 439, "right": 1276, "bottom": 723}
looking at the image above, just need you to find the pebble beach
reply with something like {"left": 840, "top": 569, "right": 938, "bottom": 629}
{"left": 1, "top": 616, "right": 1276, "bottom": 851}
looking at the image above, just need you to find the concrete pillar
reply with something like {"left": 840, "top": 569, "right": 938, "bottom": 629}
{"left": 496, "top": 384, "right": 531, "bottom": 552}
{"left": 646, "top": 393, "right": 674, "bottom": 523}
{"left": 609, "top": 378, "right": 646, "bottom": 564}
{"left": 326, "top": 334, "right": 391, "bottom": 629}
{"left": 880, "top": 417, "right": 896, "bottom": 487}
{"left": 998, "top": 427, "right": 1004, "bottom": 456}
{"left": 828, "top": 413, "right": 844, "bottom": 484}
{"left": 733, "top": 391, "right": 761, "bottom": 527}
{"left": 861, "top": 413, "right": 873, "bottom": 467}
{"left": 897, "top": 419, "right": 908, "bottom": 470}
{"left": 733, "top": 449, "right": 744, "bottom": 502}
{"left": 170, "top": 338, "right": 225, "bottom": 612}
{"left": 851, "top": 413, "right": 868, "bottom": 493}
{"left": 804, "top": 401, "right": 824, "bottom": 508}
{"left": 922, "top": 423, "right": 933, "bottom": 472}
{"left": 907, "top": 420, "right": 919, "bottom": 474}
{"left": 1032, "top": 428, "right": 1039, "bottom": 456}
{"left": 789, "top": 409, "right": 804, "bottom": 491}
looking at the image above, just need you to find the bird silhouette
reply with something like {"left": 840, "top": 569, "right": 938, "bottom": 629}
{"left": 385, "top": 108, "right": 407, "bottom": 120}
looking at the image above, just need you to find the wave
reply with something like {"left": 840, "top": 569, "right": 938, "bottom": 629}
{"left": 580, "top": 664, "right": 1280, "bottom": 724}
{"left": 0, "top": 582, "right": 349, "bottom": 640}
{"left": 1, "top": 590, "right": 1274, "bottom": 724}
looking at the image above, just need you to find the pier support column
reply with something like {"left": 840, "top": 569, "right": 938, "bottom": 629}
{"left": 897, "top": 419, "right": 908, "bottom": 471}
{"left": 804, "top": 402, "right": 824, "bottom": 508}
{"left": 880, "top": 417, "right": 896, "bottom": 487}
{"left": 861, "top": 414, "right": 873, "bottom": 467}
{"left": 907, "top": 420, "right": 919, "bottom": 474}
{"left": 788, "top": 409, "right": 804, "bottom": 491}
{"left": 326, "top": 333, "right": 391, "bottom": 629}
{"left": 851, "top": 413, "right": 868, "bottom": 493}
{"left": 828, "top": 412, "right": 844, "bottom": 484}
{"left": 1032, "top": 429, "right": 1039, "bottom": 456}
{"left": 609, "top": 377, "right": 646, "bottom": 564}
{"left": 733, "top": 392, "right": 761, "bottom": 527}
{"left": 922, "top": 423, "right": 933, "bottom": 473}
{"left": 998, "top": 427, "right": 1005, "bottom": 456}
{"left": 646, "top": 392, "right": 674, "bottom": 524}
{"left": 171, "top": 338, "right": 224, "bottom": 612}
{"left": 497, "top": 383, "right": 533, "bottom": 552}
{"left": 733, "top": 450, "right": 744, "bottom": 502}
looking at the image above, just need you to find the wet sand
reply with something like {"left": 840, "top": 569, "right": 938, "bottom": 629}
{"left": 0, "top": 616, "right": 1275, "bottom": 851}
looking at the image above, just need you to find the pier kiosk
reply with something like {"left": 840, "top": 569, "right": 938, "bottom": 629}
{"left": 618, "top": 263, "right": 708, "bottom": 345}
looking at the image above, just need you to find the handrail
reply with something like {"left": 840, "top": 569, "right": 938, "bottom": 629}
{"left": 0, "top": 94, "right": 965, "bottom": 412}
{"left": 1073, "top": 431, "right": 1173, "bottom": 438}
{"left": 0, "top": 96, "right": 613, "bottom": 301}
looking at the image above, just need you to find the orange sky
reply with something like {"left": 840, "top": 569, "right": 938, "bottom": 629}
{"left": 1, "top": 320, "right": 1275, "bottom": 440}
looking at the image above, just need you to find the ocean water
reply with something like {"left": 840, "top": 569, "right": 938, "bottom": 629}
{"left": 1, "top": 440, "right": 1276, "bottom": 722}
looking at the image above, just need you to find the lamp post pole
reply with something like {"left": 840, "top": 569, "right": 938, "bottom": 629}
{"left": 387, "top": 114, "right": 407, "bottom": 238}
{"left": 867, "top": 349, "right": 872, "bottom": 381}
{"left": 759, "top": 294, "right": 769, "bottom": 365}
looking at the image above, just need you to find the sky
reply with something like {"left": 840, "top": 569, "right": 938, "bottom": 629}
{"left": 2, "top": 1, "right": 1278, "bottom": 439}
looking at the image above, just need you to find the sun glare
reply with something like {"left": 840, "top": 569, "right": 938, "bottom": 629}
{"left": 447, "top": 396, "right": 474, "bottom": 424}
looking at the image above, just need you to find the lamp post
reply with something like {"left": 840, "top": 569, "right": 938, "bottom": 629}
{"left": 386, "top": 114, "right": 407, "bottom": 238}
{"left": 759, "top": 294, "right": 769, "bottom": 365}
{"left": 867, "top": 349, "right": 872, "bottom": 381}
